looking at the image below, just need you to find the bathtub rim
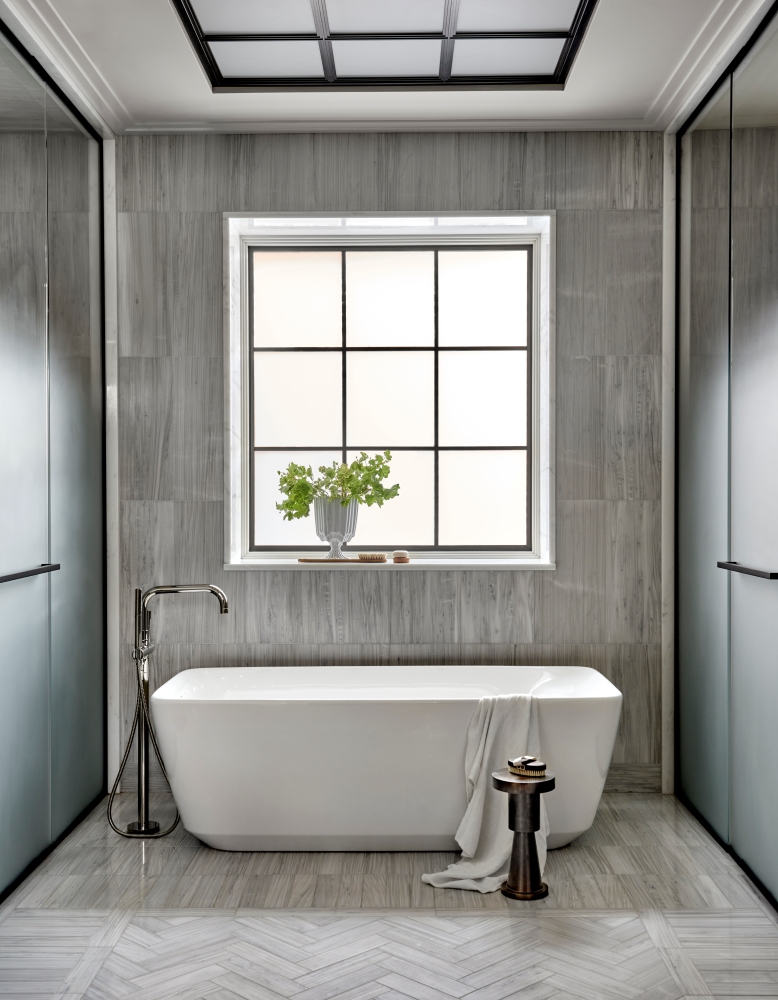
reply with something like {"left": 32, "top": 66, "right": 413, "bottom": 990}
{"left": 151, "top": 664, "right": 623, "bottom": 706}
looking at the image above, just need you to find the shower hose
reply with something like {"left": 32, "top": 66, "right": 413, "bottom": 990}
{"left": 106, "top": 652, "right": 180, "bottom": 839}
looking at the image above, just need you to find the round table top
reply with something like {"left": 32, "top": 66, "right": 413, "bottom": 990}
{"left": 491, "top": 768, "right": 556, "bottom": 794}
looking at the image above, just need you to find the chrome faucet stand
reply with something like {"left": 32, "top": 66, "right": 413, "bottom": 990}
{"left": 129, "top": 589, "right": 159, "bottom": 834}
{"left": 107, "top": 583, "right": 229, "bottom": 839}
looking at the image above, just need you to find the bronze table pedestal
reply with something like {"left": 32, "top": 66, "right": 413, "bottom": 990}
{"left": 492, "top": 768, "right": 556, "bottom": 900}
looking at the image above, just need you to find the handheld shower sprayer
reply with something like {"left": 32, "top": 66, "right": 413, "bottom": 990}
{"left": 108, "top": 584, "right": 228, "bottom": 839}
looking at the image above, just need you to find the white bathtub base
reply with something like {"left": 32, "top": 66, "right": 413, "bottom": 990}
{"left": 198, "top": 831, "right": 584, "bottom": 852}
{"left": 151, "top": 666, "right": 622, "bottom": 854}
{"left": 194, "top": 833, "right": 461, "bottom": 851}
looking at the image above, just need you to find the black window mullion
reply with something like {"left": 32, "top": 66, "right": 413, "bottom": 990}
{"left": 253, "top": 345, "right": 527, "bottom": 351}
{"left": 249, "top": 242, "right": 533, "bottom": 552}
{"left": 434, "top": 250, "right": 439, "bottom": 547}
{"left": 341, "top": 250, "right": 347, "bottom": 465}
{"left": 248, "top": 247, "right": 256, "bottom": 551}
{"left": 254, "top": 445, "right": 528, "bottom": 451}
{"left": 526, "top": 245, "right": 533, "bottom": 548}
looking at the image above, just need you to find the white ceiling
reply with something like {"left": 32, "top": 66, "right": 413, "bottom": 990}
{"left": 0, "top": 0, "right": 774, "bottom": 135}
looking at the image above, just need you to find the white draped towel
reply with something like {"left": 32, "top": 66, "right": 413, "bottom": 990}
{"left": 422, "top": 694, "right": 548, "bottom": 893}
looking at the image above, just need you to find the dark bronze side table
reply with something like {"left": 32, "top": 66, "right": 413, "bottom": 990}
{"left": 492, "top": 768, "right": 556, "bottom": 900}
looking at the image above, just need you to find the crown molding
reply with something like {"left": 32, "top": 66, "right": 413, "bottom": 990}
{"left": 651, "top": 0, "right": 777, "bottom": 132}
{"left": 125, "top": 116, "right": 661, "bottom": 134}
{"left": 0, "top": 0, "right": 127, "bottom": 135}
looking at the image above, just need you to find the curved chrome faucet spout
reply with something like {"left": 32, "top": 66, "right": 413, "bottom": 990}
{"left": 114, "top": 582, "right": 230, "bottom": 840}
{"left": 142, "top": 583, "right": 228, "bottom": 615}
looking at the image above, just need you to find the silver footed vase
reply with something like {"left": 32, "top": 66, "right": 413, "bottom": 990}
{"left": 313, "top": 497, "right": 358, "bottom": 560}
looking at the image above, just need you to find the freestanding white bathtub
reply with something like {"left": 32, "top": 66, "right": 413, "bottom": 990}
{"left": 151, "top": 666, "right": 621, "bottom": 852}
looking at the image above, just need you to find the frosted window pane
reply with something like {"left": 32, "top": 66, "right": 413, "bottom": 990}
{"left": 346, "top": 251, "right": 434, "bottom": 346}
{"left": 439, "top": 451, "right": 527, "bottom": 546}
{"left": 457, "top": 0, "right": 578, "bottom": 33}
{"left": 439, "top": 351, "right": 526, "bottom": 446}
{"left": 255, "top": 450, "right": 341, "bottom": 546}
{"left": 191, "top": 0, "right": 316, "bottom": 34}
{"left": 254, "top": 353, "right": 342, "bottom": 446}
{"left": 210, "top": 41, "right": 324, "bottom": 78}
{"left": 347, "top": 451, "right": 434, "bottom": 546}
{"left": 347, "top": 352, "right": 434, "bottom": 446}
{"left": 254, "top": 252, "right": 342, "bottom": 347}
{"left": 439, "top": 251, "right": 528, "bottom": 346}
{"left": 451, "top": 38, "right": 564, "bottom": 77}
{"left": 327, "top": 0, "right": 444, "bottom": 33}
{"left": 332, "top": 40, "right": 441, "bottom": 77}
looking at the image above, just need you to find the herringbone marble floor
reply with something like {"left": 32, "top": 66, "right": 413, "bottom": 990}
{"left": 1, "top": 794, "right": 776, "bottom": 1000}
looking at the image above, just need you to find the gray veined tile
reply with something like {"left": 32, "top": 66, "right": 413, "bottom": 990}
{"left": 657, "top": 946, "right": 712, "bottom": 996}
{"left": 377, "top": 955, "right": 473, "bottom": 997}
{"left": 639, "top": 910, "right": 684, "bottom": 950}
{"left": 377, "top": 971, "right": 471, "bottom": 1000}
{"left": 458, "top": 572, "right": 533, "bottom": 645}
{"left": 555, "top": 210, "right": 607, "bottom": 357}
{"left": 295, "top": 952, "right": 382, "bottom": 989}
{"left": 118, "top": 212, "right": 222, "bottom": 359}
{"left": 605, "top": 355, "right": 661, "bottom": 502}
{"left": 604, "top": 210, "right": 662, "bottom": 357}
{"left": 606, "top": 500, "right": 661, "bottom": 645}
{"left": 533, "top": 501, "right": 607, "bottom": 644}
{"left": 602, "top": 645, "right": 661, "bottom": 767}
{"left": 460, "top": 950, "right": 544, "bottom": 988}
{"left": 557, "top": 355, "right": 606, "bottom": 502}
{"left": 56, "top": 948, "right": 114, "bottom": 995}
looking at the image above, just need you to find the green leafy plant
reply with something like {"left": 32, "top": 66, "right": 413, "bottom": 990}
{"left": 276, "top": 450, "right": 400, "bottom": 521}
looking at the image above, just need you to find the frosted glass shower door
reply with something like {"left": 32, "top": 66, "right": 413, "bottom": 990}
{"left": 729, "top": 23, "right": 778, "bottom": 900}
{"left": 0, "top": 40, "right": 50, "bottom": 893}
{"left": 47, "top": 101, "right": 104, "bottom": 840}
{"left": 678, "top": 82, "right": 732, "bottom": 841}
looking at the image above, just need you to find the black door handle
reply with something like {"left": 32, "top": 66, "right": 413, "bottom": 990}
{"left": 717, "top": 561, "right": 778, "bottom": 580}
{"left": 0, "top": 563, "right": 61, "bottom": 585}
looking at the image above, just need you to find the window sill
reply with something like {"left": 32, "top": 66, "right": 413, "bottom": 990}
{"left": 224, "top": 558, "right": 556, "bottom": 571}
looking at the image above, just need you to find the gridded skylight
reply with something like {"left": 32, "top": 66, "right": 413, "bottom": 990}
{"left": 173, "top": 0, "right": 598, "bottom": 90}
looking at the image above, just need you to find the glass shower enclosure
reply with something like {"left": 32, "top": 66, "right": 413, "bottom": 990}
{"left": 0, "top": 29, "right": 103, "bottom": 896}
{"left": 678, "top": 9, "right": 778, "bottom": 901}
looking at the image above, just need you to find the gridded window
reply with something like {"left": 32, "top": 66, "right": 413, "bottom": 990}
{"left": 250, "top": 245, "right": 531, "bottom": 551}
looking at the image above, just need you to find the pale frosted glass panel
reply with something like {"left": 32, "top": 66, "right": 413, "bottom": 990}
{"left": 457, "top": 0, "right": 578, "bottom": 32}
{"left": 254, "top": 252, "right": 342, "bottom": 347}
{"left": 347, "top": 352, "right": 433, "bottom": 446}
{"left": 255, "top": 450, "right": 340, "bottom": 546}
{"left": 439, "top": 351, "right": 526, "bottom": 446}
{"left": 348, "top": 450, "right": 434, "bottom": 546}
{"left": 452, "top": 38, "right": 565, "bottom": 77}
{"left": 729, "top": 34, "right": 778, "bottom": 898}
{"left": 254, "top": 353, "right": 342, "bottom": 446}
{"left": 327, "top": 0, "right": 444, "bottom": 32}
{"left": 439, "top": 251, "right": 527, "bottom": 346}
{"left": 439, "top": 451, "right": 526, "bottom": 546}
{"left": 210, "top": 41, "right": 324, "bottom": 78}
{"left": 346, "top": 251, "right": 434, "bottom": 346}
{"left": 191, "top": 0, "right": 316, "bottom": 33}
{"left": 678, "top": 104, "right": 731, "bottom": 842}
{"left": 332, "top": 40, "right": 441, "bottom": 77}
{"left": 48, "top": 131, "right": 104, "bottom": 839}
{"left": 0, "top": 578, "right": 50, "bottom": 894}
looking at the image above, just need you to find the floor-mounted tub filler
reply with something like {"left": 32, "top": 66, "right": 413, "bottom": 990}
{"left": 151, "top": 666, "right": 622, "bottom": 851}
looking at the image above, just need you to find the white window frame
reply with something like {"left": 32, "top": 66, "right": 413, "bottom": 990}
{"left": 224, "top": 212, "right": 555, "bottom": 570}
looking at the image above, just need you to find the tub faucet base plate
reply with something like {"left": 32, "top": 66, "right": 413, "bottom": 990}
{"left": 127, "top": 821, "right": 160, "bottom": 835}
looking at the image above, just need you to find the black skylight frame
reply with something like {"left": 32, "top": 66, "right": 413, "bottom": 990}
{"left": 248, "top": 243, "right": 533, "bottom": 553}
{"left": 171, "top": 0, "right": 599, "bottom": 91}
